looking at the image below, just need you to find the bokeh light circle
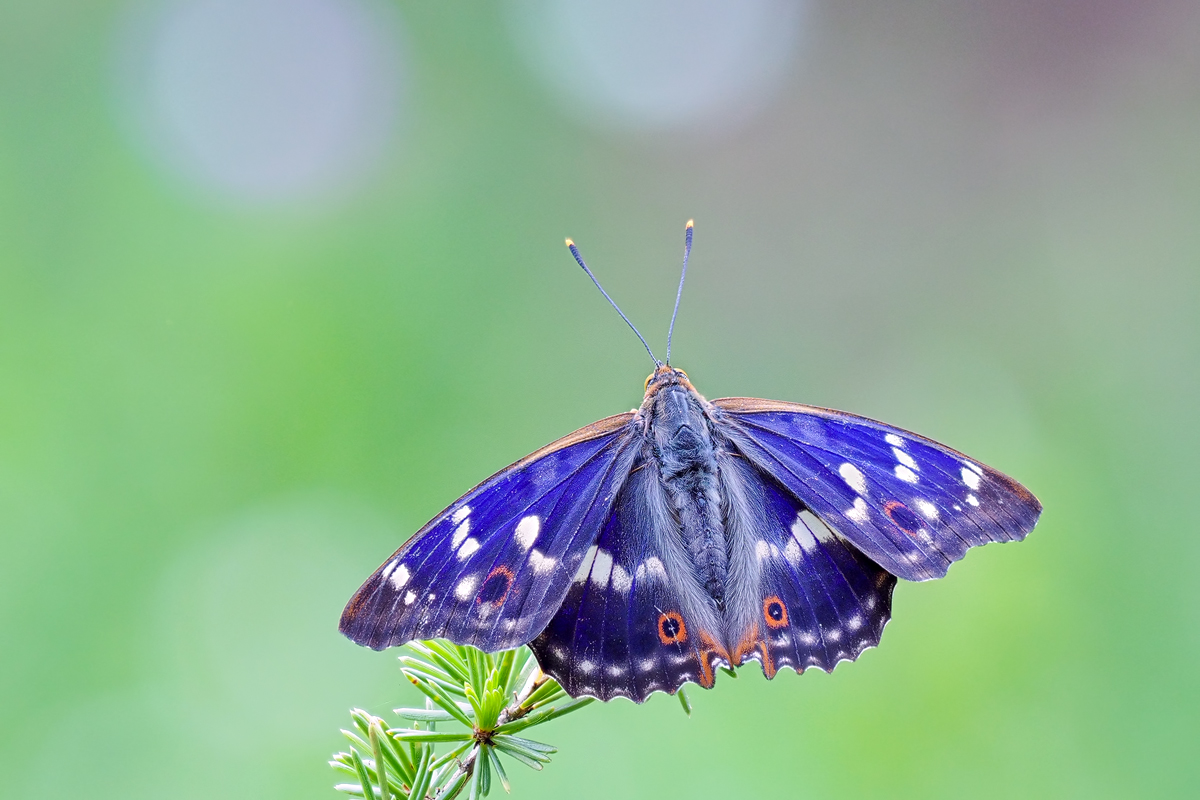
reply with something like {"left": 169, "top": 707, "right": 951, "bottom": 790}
{"left": 506, "top": 0, "right": 805, "bottom": 134}
{"left": 114, "top": 0, "right": 404, "bottom": 206}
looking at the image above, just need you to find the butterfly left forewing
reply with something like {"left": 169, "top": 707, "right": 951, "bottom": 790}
{"left": 340, "top": 413, "right": 638, "bottom": 653}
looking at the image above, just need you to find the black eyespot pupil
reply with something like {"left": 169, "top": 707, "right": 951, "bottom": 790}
{"left": 661, "top": 617, "right": 680, "bottom": 637}
{"left": 478, "top": 573, "right": 511, "bottom": 605}
{"left": 767, "top": 602, "right": 784, "bottom": 621}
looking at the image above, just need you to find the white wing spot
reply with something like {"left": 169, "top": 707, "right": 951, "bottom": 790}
{"left": 963, "top": 460, "right": 983, "bottom": 476}
{"left": 389, "top": 563, "right": 411, "bottom": 590}
{"left": 529, "top": 549, "right": 556, "bottom": 574}
{"left": 457, "top": 538, "right": 480, "bottom": 560}
{"left": 893, "top": 448, "right": 918, "bottom": 470}
{"left": 379, "top": 559, "right": 397, "bottom": 581}
{"left": 793, "top": 510, "right": 835, "bottom": 552}
{"left": 578, "top": 659, "right": 596, "bottom": 674}
{"left": 844, "top": 497, "right": 869, "bottom": 523}
{"left": 635, "top": 557, "right": 667, "bottom": 582}
{"left": 454, "top": 575, "right": 477, "bottom": 601}
{"left": 894, "top": 465, "right": 918, "bottom": 483}
{"left": 514, "top": 515, "right": 540, "bottom": 551}
{"left": 916, "top": 499, "right": 939, "bottom": 519}
{"left": 573, "top": 545, "right": 598, "bottom": 584}
{"left": 590, "top": 548, "right": 614, "bottom": 588}
{"left": 606, "top": 664, "right": 626, "bottom": 677}
{"left": 961, "top": 466, "right": 981, "bottom": 490}
{"left": 847, "top": 615, "right": 864, "bottom": 631}
{"left": 783, "top": 538, "right": 802, "bottom": 565}
{"left": 404, "top": 590, "right": 416, "bottom": 605}
{"left": 790, "top": 515, "right": 816, "bottom": 553}
{"left": 885, "top": 433, "right": 904, "bottom": 447}
{"left": 639, "top": 658, "right": 657, "bottom": 672}
{"left": 451, "top": 505, "right": 471, "bottom": 525}
{"left": 966, "top": 494, "right": 980, "bottom": 507}
{"left": 451, "top": 518, "right": 471, "bottom": 548}
{"left": 610, "top": 563, "right": 632, "bottom": 594}
{"left": 839, "top": 463, "right": 867, "bottom": 494}
{"left": 755, "top": 540, "right": 770, "bottom": 560}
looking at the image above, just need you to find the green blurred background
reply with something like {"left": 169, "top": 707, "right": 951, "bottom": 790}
{"left": 2, "top": 1, "right": 1197, "bottom": 797}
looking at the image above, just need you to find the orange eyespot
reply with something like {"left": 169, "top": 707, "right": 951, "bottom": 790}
{"left": 762, "top": 596, "right": 788, "bottom": 628}
{"left": 477, "top": 565, "right": 515, "bottom": 608}
{"left": 657, "top": 611, "right": 687, "bottom": 645}
{"left": 884, "top": 500, "right": 922, "bottom": 536}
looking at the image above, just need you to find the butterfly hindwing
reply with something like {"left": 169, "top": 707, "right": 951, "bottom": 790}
{"left": 339, "top": 413, "right": 638, "bottom": 652}
{"left": 713, "top": 399, "right": 1042, "bottom": 582}
{"left": 530, "top": 446, "right": 897, "bottom": 700}
{"left": 719, "top": 454, "right": 896, "bottom": 677}
{"left": 531, "top": 461, "right": 727, "bottom": 701}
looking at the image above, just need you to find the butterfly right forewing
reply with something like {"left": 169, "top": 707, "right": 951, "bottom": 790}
{"left": 713, "top": 399, "right": 1041, "bottom": 582}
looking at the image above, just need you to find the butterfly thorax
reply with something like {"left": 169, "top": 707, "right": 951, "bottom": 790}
{"left": 645, "top": 381, "right": 729, "bottom": 610}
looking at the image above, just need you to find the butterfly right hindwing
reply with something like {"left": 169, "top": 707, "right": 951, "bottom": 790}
{"left": 718, "top": 453, "right": 896, "bottom": 677}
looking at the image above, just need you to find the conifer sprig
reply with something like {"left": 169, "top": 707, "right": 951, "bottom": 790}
{"left": 331, "top": 642, "right": 594, "bottom": 800}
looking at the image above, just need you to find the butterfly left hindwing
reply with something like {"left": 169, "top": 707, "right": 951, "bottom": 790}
{"left": 531, "top": 462, "right": 726, "bottom": 701}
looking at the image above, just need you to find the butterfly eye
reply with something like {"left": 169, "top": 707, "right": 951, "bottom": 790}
{"left": 644, "top": 372, "right": 655, "bottom": 391}
{"left": 762, "top": 596, "right": 789, "bottom": 628}
{"left": 657, "top": 611, "right": 687, "bottom": 644}
{"left": 476, "top": 565, "right": 515, "bottom": 608}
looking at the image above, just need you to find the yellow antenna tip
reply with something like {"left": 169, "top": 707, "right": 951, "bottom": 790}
{"left": 565, "top": 238, "right": 574, "bottom": 247}
{"left": 686, "top": 219, "right": 694, "bottom": 228}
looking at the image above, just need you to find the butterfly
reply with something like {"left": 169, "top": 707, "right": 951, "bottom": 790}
{"left": 340, "top": 221, "right": 1042, "bottom": 702}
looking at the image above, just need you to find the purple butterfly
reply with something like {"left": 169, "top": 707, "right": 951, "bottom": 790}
{"left": 340, "top": 222, "right": 1041, "bottom": 701}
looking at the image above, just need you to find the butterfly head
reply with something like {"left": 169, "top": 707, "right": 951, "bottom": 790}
{"left": 644, "top": 364, "right": 694, "bottom": 397}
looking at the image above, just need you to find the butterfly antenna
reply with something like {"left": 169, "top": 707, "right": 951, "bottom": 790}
{"left": 665, "top": 219, "right": 693, "bottom": 365}
{"left": 566, "top": 238, "right": 661, "bottom": 367}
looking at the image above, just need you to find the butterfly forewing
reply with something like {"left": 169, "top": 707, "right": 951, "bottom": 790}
{"left": 713, "top": 398, "right": 1041, "bottom": 582}
{"left": 339, "top": 413, "right": 637, "bottom": 652}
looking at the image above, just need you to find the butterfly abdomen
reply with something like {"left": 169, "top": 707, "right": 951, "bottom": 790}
{"left": 650, "top": 385, "right": 729, "bottom": 607}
